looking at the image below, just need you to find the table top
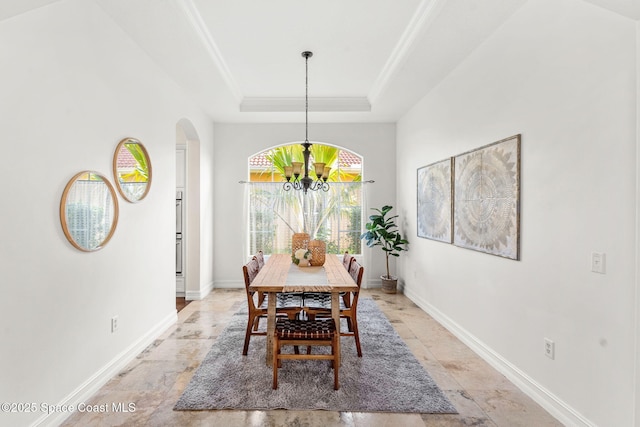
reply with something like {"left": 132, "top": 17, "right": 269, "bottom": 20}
{"left": 249, "top": 253, "right": 358, "bottom": 293}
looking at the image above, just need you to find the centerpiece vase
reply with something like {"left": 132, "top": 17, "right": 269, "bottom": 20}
{"left": 292, "top": 233, "right": 310, "bottom": 257}
{"left": 308, "top": 240, "right": 326, "bottom": 266}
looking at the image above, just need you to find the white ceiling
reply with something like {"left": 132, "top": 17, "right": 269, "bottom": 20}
{"left": 3, "top": 0, "right": 640, "bottom": 123}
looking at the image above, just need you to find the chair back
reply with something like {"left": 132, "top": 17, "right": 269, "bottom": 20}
{"left": 255, "top": 251, "right": 265, "bottom": 268}
{"left": 349, "top": 260, "right": 363, "bottom": 287}
{"left": 348, "top": 260, "right": 364, "bottom": 311}
{"left": 242, "top": 257, "right": 261, "bottom": 310}
{"left": 342, "top": 251, "right": 353, "bottom": 270}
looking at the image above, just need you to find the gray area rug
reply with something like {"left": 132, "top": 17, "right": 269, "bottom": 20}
{"left": 174, "top": 298, "right": 457, "bottom": 413}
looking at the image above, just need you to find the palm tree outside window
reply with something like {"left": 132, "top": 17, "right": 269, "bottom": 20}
{"left": 247, "top": 143, "right": 363, "bottom": 257}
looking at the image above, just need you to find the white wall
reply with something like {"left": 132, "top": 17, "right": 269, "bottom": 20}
{"left": 636, "top": 19, "right": 640, "bottom": 427}
{"left": 199, "top": 122, "right": 215, "bottom": 296}
{"left": 396, "top": 0, "right": 636, "bottom": 426}
{"left": 0, "top": 2, "right": 213, "bottom": 426}
{"left": 212, "top": 123, "right": 396, "bottom": 288}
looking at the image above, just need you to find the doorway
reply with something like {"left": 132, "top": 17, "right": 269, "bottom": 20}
{"left": 176, "top": 146, "right": 186, "bottom": 298}
{"left": 176, "top": 118, "right": 201, "bottom": 305}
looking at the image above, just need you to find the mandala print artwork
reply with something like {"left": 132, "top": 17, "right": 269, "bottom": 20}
{"left": 417, "top": 158, "right": 452, "bottom": 243}
{"left": 453, "top": 135, "right": 520, "bottom": 259}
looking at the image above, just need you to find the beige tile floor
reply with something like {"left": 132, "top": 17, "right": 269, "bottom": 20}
{"left": 62, "top": 289, "right": 563, "bottom": 427}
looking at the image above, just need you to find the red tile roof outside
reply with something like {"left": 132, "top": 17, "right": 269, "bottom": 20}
{"left": 116, "top": 147, "right": 138, "bottom": 169}
{"left": 250, "top": 149, "right": 361, "bottom": 170}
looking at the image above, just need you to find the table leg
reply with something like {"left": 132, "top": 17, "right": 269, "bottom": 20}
{"left": 331, "top": 292, "right": 341, "bottom": 367}
{"left": 266, "top": 291, "right": 276, "bottom": 367}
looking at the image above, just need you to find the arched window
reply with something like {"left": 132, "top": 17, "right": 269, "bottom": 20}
{"left": 246, "top": 143, "right": 363, "bottom": 256}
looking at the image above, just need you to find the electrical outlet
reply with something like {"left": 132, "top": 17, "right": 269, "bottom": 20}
{"left": 591, "top": 252, "right": 606, "bottom": 274}
{"left": 111, "top": 316, "right": 119, "bottom": 333}
{"left": 544, "top": 338, "right": 555, "bottom": 359}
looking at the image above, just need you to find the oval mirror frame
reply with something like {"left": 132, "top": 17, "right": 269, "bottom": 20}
{"left": 112, "top": 137, "right": 152, "bottom": 203}
{"left": 60, "top": 171, "right": 119, "bottom": 252}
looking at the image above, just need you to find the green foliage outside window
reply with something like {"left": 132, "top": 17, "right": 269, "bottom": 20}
{"left": 248, "top": 144, "right": 363, "bottom": 256}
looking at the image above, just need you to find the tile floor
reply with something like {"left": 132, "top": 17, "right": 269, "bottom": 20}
{"left": 62, "top": 289, "right": 563, "bottom": 426}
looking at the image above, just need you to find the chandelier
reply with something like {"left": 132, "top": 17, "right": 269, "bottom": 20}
{"left": 283, "top": 51, "right": 330, "bottom": 194}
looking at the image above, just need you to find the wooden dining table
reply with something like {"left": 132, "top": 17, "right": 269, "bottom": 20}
{"left": 249, "top": 253, "right": 359, "bottom": 366}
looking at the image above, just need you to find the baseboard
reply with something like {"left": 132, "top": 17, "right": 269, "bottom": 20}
{"left": 212, "top": 280, "right": 243, "bottom": 289}
{"left": 361, "top": 278, "right": 381, "bottom": 290}
{"left": 185, "top": 281, "right": 215, "bottom": 300}
{"left": 32, "top": 310, "right": 178, "bottom": 427}
{"left": 403, "top": 287, "right": 595, "bottom": 427}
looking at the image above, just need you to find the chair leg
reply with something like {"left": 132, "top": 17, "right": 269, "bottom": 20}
{"left": 243, "top": 317, "right": 254, "bottom": 356}
{"left": 351, "top": 316, "right": 362, "bottom": 357}
{"left": 342, "top": 293, "right": 351, "bottom": 308}
{"left": 272, "top": 336, "right": 279, "bottom": 389}
{"left": 333, "top": 334, "right": 339, "bottom": 390}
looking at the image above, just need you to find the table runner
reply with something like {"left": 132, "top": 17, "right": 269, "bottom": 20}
{"left": 283, "top": 263, "right": 332, "bottom": 292}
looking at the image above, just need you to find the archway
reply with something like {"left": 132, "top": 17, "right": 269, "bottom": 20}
{"left": 176, "top": 118, "right": 201, "bottom": 301}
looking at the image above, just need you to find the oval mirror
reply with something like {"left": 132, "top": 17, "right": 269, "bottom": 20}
{"left": 60, "top": 171, "right": 119, "bottom": 252}
{"left": 113, "top": 137, "right": 152, "bottom": 202}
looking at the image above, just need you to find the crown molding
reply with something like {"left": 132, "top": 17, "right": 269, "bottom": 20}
{"left": 240, "top": 97, "right": 371, "bottom": 112}
{"left": 368, "top": 0, "right": 446, "bottom": 105}
{"left": 177, "top": 0, "right": 243, "bottom": 101}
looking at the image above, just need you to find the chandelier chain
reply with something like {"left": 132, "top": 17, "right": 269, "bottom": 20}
{"left": 305, "top": 52, "right": 309, "bottom": 143}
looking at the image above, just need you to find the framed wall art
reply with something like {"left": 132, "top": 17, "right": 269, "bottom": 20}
{"left": 453, "top": 134, "right": 521, "bottom": 259}
{"left": 417, "top": 158, "right": 453, "bottom": 243}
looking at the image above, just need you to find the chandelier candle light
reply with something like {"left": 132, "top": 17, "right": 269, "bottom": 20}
{"left": 283, "top": 51, "right": 331, "bottom": 194}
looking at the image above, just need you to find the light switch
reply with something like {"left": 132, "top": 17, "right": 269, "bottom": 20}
{"left": 591, "top": 252, "right": 606, "bottom": 274}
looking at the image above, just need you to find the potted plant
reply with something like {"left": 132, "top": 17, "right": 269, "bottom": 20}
{"left": 360, "top": 205, "right": 409, "bottom": 293}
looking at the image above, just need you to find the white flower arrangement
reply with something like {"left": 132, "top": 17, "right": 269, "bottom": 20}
{"left": 292, "top": 248, "right": 312, "bottom": 265}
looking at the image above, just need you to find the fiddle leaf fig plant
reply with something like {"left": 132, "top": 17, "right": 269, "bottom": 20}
{"left": 360, "top": 205, "right": 409, "bottom": 279}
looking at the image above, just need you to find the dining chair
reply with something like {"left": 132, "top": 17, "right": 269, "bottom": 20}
{"left": 272, "top": 318, "right": 339, "bottom": 390}
{"left": 242, "top": 258, "right": 304, "bottom": 355}
{"left": 304, "top": 260, "right": 364, "bottom": 357}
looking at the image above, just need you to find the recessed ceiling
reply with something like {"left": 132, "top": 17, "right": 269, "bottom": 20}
{"left": 194, "top": 0, "right": 421, "bottom": 99}
{"left": 5, "top": 0, "right": 640, "bottom": 123}
{"left": 96, "top": 0, "right": 531, "bottom": 123}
